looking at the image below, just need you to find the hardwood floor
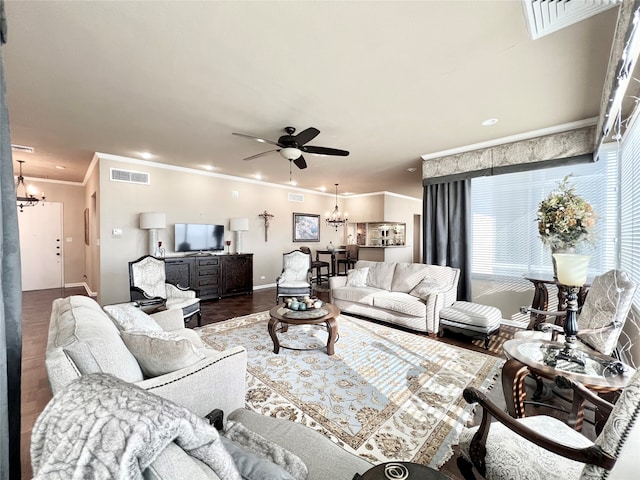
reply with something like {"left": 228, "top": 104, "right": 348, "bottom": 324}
{"left": 19, "top": 286, "right": 556, "bottom": 479}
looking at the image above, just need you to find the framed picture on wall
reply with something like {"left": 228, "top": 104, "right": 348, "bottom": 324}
{"left": 293, "top": 213, "right": 320, "bottom": 242}
{"left": 84, "top": 208, "right": 90, "bottom": 246}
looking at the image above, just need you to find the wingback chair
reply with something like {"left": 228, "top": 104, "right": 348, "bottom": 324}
{"left": 275, "top": 250, "right": 312, "bottom": 304}
{"left": 457, "top": 368, "right": 640, "bottom": 480}
{"left": 518, "top": 269, "right": 637, "bottom": 357}
{"left": 128, "top": 255, "right": 202, "bottom": 326}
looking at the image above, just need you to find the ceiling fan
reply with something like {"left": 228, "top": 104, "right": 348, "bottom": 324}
{"left": 232, "top": 126, "right": 349, "bottom": 169}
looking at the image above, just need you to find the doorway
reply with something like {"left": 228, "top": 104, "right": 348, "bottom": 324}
{"left": 18, "top": 202, "right": 64, "bottom": 291}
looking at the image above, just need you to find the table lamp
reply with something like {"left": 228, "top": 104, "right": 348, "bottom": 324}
{"left": 139, "top": 212, "right": 166, "bottom": 256}
{"left": 229, "top": 218, "right": 249, "bottom": 254}
{"left": 553, "top": 253, "right": 590, "bottom": 364}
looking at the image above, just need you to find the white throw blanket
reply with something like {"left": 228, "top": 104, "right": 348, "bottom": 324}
{"left": 30, "top": 373, "right": 241, "bottom": 480}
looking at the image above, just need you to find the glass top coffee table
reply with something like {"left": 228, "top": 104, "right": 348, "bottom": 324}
{"left": 502, "top": 338, "right": 634, "bottom": 428}
{"left": 268, "top": 303, "right": 340, "bottom": 355}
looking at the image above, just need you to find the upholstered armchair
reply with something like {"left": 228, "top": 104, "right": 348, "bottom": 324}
{"left": 129, "top": 255, "right": 202, "bottom": 326}
{"left": 457, "top": 369, "right": 640, "bottom": 479}
{"left": 275, "top": 250, "right": 312, "bottom": 304}
{"left": 518, "top": 269, "right": 637, "bottom": 357}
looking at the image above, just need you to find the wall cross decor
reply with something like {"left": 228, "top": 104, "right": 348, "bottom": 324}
{"left": 258, "top": 210, "right": 275, "bottom": 242}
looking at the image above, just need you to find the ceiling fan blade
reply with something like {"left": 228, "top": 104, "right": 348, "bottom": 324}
{"left": 232, "top": 132, "right": 281, "bottom": 147}
{"left": 301, "top": 145, "right": 349, "bottom": 156}
{"left": 293, "top": 127, "right": 320, "bottom": 146}
{"left": 242, "top": 149, "right": 279, "bottom": 161}
{"left": 293, "top": 156, "right": 308, "bottom": 169}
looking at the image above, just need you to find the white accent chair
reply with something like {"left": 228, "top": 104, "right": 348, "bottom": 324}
{"left": 457, "top": 368, "right": 640, "bottom": 480}
{"left": 517, "top": 270, "right": 637, "bottom": 357}
{"left": 129, "top": 255, "right": 202, "bottom": 326}
{"left": 275, "top": 250, "right": 312, "bottom": 304}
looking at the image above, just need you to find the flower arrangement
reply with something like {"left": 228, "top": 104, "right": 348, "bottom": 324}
{"left": 536, "top": 176, "right": 597, "bottom": 250}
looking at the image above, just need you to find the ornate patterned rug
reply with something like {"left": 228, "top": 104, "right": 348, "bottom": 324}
{"left": 197, "top": 312, "right": 504, "bottom": 468}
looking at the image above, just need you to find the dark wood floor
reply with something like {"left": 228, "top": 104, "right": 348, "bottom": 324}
{"left": 20, "top": 286, "right": 577, "bottom": 479}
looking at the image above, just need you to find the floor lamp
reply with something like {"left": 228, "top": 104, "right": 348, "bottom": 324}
{"left": 139, "top": 212, "right": 166, "bottom": 256}
{"left": 229, "top": 217, "right": 249, "bottom": 254}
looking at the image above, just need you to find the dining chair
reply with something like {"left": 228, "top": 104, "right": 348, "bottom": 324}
{"left": 300, "top": 246, "right": 330, "bottom": 285}
{"left": 336, "top": 244, "right": 359, "bottom": 276}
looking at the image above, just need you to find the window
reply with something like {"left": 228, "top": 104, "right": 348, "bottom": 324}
{"left": 471, "top": 156, "right": 617, "bottom": 279}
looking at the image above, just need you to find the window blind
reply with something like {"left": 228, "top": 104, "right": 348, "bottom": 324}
{"left": 471, "top": 156, "right": 616, "bottom": 279}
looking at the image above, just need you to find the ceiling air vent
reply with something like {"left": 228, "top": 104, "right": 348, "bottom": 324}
{"left": 110, "top": 168, "right": 150, "bottom": 185}
{"left": 522, "top": 0, "right": 620, "bottom": 40}
{"left": 11, "top": 144, "right": 34, "bottom": 153}
{"left": 288, "top": 192, "right": 304, "bottom": 202}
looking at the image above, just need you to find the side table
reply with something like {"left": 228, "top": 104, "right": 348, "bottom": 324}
{"left": 502, "top": 338, "right": 634, "bottom": 430}
{"left": 523, "top": 275, "right": 590, "bottom": 330}
{"left": 353, "top": 462, "right": 451, "bottom": 480}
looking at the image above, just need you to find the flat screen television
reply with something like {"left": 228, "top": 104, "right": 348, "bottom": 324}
{"left": 174, "top": 223, "right": 224, "bottom": 253}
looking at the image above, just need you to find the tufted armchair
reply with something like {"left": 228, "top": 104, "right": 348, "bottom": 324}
{"left": 129, "top": 255, "right": 202, "bottom": 326}
{"left": 275, "top": 250, "right": 312, "bottom": 304}
{"left": 517, "top": 269, "right": 637, "bottom": 357}
{"left": 458, "top": 368, "right": 640, "bottom": 479}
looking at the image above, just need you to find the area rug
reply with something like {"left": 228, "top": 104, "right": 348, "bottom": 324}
{"left": 196, "top": 312, "right": 504, "bottom": 468}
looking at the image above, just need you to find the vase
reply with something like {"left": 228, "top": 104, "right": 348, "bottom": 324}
{"left": 326, "top": 241, "right": 334, "bottom": 252}
{"left": 551, "top": 247, "right": 574, "bottom": 280}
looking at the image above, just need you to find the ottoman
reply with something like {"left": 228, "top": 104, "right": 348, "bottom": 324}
{"left": 438, "top": 301, "right": 502, "bottom": 349}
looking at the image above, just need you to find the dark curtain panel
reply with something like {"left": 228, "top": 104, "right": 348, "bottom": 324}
{"left": 0, "top": 0, "right": 23, "bottom": 477}
{"left": 423, "top": 179, "right": 471, "bottom": 301}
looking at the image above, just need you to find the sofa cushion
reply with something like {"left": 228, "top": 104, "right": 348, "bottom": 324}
{"left": 220, "top": 437, "right": 296, "bottom": 480}
{"left": 51, "top": 296, "right": 144, "bottom": 383}
{"left": 104, "top": 304, "right": 163, "bottom": 332}
{"left": 391, "top": 263, "right": 430, "bottom": 293}
{"left": 330, "top": 286, "right": 378, "bottom": 305}
{"left": 355, "top": 261, "right": 396, "bottom": 290}
{"left": 346, "top": 267, "right": 369, "bottom": 287}
{"left": 372, "top": 292, "right": 426, "bottom": 317}
{"left": 409, "top": 276, "right": 448, "bottom": 300}
{"left": 121, "top": 330, "right": 205, "bottom": 377}
{"left": 223, "top": 420, "right": 307, "bottom": 480}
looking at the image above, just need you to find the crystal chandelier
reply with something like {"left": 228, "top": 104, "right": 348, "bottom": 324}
{"left": 15, "top": 160, "right": 45, "bottom": 212}
{"left": 325, "top": 183, "right": 348, "bottom": 230}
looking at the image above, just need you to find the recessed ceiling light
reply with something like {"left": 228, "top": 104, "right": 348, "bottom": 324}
{"left": 289, "top": 180, "right": 297, "bottom": 186}
{"left": 407, "top": 167, "right": 417, "bottom": 173}
{"left": 55, "top": 165, "right": 66, "bottom": 170}
{"left": 203, "top": 165, "right": 214, "bottom": 171}
{"left": 482, "top": 118, "right": 499, "bottom": 126}
{"left": 255, "top": 174, "right": 262, "bottom": 180}
{"left": 140, "top": 152, "right": 153, "bottom": 160}
{"left": 318, "top": 186, "right": 327, "bottom": 192}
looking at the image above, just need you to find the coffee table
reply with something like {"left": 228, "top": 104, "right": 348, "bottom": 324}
{"left": 502, "top": 338, "right": 634, "bottom": 429}
{"left": 268, "top": 303, "right": 340, "bottom": 355}
{"left": 353, "top": 461, "right": 451, "bottom": 479}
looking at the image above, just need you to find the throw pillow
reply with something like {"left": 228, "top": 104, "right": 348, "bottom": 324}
{"left": 220, "top": 437, "right": 296, "bottom": 480}
{"left": 104, "top": 304, "right": 163, "bottom": 332}
{"left": 346, "top": 267, "right": 369, "bottom": 287}
{"left": 409, "top": 276, "right": 446, "bottom": 300}
{"left": 223, "top": 420, "right": 308, "bottom": 480}
{"left": 120, "top": 330, "right": 205, "bottom": 377}
{"left": 63, "top": 342, "right": 104, "bottom": 375}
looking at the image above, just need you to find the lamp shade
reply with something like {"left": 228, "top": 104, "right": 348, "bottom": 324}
{"left": 553, "top": 253, "right": 590, "bottom": 286}
{"left": 229, "top": 217, "right": 249, "bottom": 231}
{"left": 139, "top": 212, "right": 166, "bottom": 230}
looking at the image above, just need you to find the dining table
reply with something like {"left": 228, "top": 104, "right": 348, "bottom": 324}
{"left": 316, "top": 248, "right": 346, "bottom": 276}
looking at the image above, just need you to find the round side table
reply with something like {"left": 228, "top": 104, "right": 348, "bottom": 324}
{"left": 354, "top": 462, "right": 451, "bottom": 480}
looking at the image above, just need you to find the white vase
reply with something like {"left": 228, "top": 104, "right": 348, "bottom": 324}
{"left": 551, "top": 247, "right": 574, "bottom": 280}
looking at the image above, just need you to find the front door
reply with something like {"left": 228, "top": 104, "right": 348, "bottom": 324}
{"left": 18, "top": 202, "right": 64, "bottom": 291}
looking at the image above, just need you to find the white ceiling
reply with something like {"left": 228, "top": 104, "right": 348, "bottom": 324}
{"left": 3, "top": 1, "right": 619, "bottom": 199}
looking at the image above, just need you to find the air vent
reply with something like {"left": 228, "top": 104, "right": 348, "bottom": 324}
{"left": 110, "top": 168, "right": 150, "bottom": 185}
{"left": 11, "top": 144, "right": 34, "bottom": 153}
{"left": 288, "top": 193, "right": 304, "bottom": 202}
{"left": 522, "top": 0, "right": 619, "bottom": 40}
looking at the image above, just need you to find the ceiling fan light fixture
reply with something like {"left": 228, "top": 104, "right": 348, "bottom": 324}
{"left": 280, "top": 147, "right": 301, "bottom": 160}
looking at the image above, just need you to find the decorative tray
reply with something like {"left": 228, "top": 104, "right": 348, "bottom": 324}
{"left": 283, "top": 308, "right": 329, "bottom": 319}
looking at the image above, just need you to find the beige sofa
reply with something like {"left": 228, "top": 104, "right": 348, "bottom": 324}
{"left": 44, "top": 295, "right": 372, "bottom": 479}
{"left": 329, "top": 260, "right": 460, "bottom": 334}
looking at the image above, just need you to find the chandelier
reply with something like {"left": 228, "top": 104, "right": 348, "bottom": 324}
{"left": 326, "top": 183, "right": 348, "bottom": 230}
{"left": 16, "top": 160, "right": 45, "bottom": 212}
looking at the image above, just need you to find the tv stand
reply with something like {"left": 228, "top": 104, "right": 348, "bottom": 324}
{"left": 165, "top": 254, "right": 253, "bottom": 301}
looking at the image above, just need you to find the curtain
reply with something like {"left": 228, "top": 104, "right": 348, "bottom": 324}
{"left": 0, "top": 0, "right": 23, "bottom": 477}
{"left": 423, "top": 179, "right": 471, "bottom": 301}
